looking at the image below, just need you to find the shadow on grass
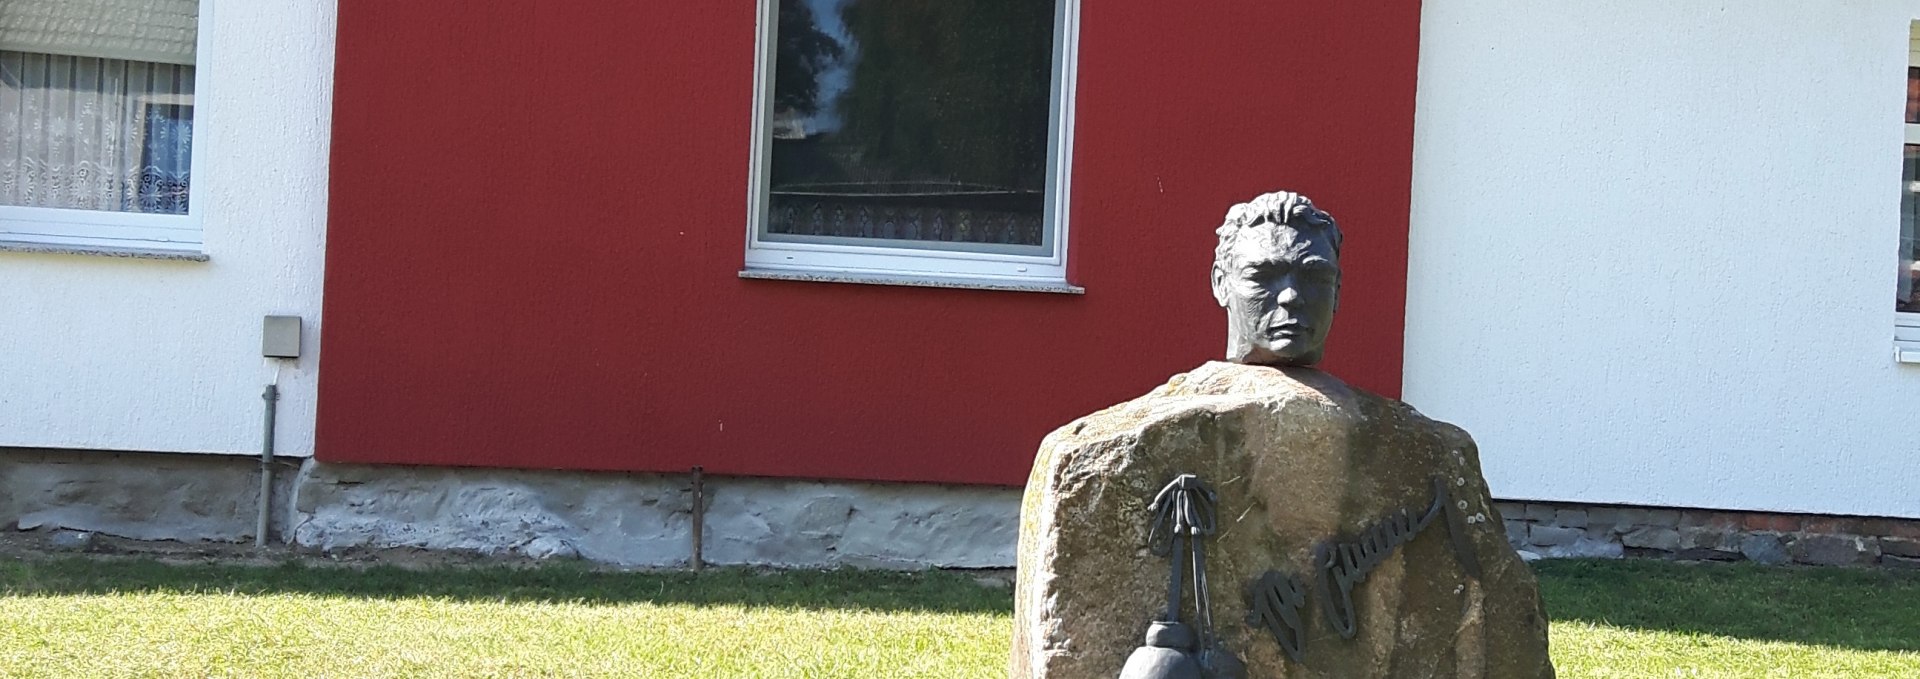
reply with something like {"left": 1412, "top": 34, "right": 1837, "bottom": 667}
{"left": 1535, "top": 558, "right": 1920, "bottom": 654}
{"left": 0, "top": 557, "right": 1015, "bottom": 615}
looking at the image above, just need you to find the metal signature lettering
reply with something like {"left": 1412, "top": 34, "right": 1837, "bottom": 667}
{"left": 1313, "top": 476, "right": 1448, "bottom": 639}
{"left": 1248, "top": 476, "right": 1480, "bottom": 659}
{"left": 1245, "top": 570, "right": 1309, "bottom": 663}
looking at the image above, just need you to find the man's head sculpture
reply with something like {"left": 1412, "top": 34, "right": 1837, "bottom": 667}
{"left": 1211, "top": 191, "right": 1343, "bottom": 367}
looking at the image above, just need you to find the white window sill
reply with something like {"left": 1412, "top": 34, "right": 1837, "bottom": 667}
{"left": 0, "top": 239, "right": 208, "bottom": 262}
{"left": 739, "top": 268, "right": 1084, "bottom": 295}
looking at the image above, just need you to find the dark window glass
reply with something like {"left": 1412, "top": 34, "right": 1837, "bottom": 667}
{"left": 1901, "top": 145, "right": 1919, "bottom": 312}
{"left": 1907, "top": 67, "right": 1920, "bottom": 125}
{"left": 764, "top": 0, "right": 1057, "bottom": 250}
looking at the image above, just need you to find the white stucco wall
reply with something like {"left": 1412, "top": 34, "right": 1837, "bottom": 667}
{"left": 0, "top": 1, "right": 335, "bottom": 456}
{"left": 1407, "top": 1, "right": 1920, "bottom": 518}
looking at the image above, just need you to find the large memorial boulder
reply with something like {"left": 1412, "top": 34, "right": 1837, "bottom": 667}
{"left": 1013, "top": 190, "right": 1552, "bottom": 678}
{"left": 1012, "top": 362, "right": 1552, "bottom": 678}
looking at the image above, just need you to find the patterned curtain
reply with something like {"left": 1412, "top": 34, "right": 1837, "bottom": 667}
{"left": 0, "top": 0, "right": 197, "bottom": 215}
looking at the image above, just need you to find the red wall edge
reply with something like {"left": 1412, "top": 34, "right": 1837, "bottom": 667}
{"left": 318, "top": 1, "right": 1422, "bottom": 485}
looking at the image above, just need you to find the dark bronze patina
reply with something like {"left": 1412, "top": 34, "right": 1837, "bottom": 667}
{"left": 1211, "top": 191, "right": 1343, "bottom": 367}
{"left": 1245, "top": 570, "right": 1309, "bottom": 663}
{"left": 1120, "top": 475, "right": 1245, "bottom": 679}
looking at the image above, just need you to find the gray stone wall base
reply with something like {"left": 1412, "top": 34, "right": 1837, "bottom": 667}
{"left": 289, "top": 460, "right": 1021, "bottom": 569}
{"left": 0, "top": 448, "right": 1019, "bottom": 569}
{"left": 12, "top": 447, "right": 1916, "bottom": 570}
{"left": 1, "top": 448, "right": 300, "bottom": 542}
{"left": 1497, "top": 500, "right": 1920, "bottom": 568}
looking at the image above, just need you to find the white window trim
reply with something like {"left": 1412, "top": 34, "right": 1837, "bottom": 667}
{"left": 1896, "top": 310, "right": 1920, "bottom": 357}
{"left": 1902, "top": 116, "right": 1918, "bottom": 351}
{"left": 742, "top": 0, "right": 1080, "bottom": 286}
{"left": 0, "top": 0, "right": 214, "bottom": 255}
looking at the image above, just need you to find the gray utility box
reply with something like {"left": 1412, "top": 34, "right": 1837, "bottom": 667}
{"left": 263, "top": 315, "right": 302, "bottom": 359}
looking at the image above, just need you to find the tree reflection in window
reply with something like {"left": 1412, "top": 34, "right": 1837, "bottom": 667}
{"left": 766, "top": 0, "right": 1056, "bottom": 249}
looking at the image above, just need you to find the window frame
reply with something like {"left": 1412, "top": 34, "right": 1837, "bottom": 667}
{"left": 0, "top": 0, "right": 214, "bottom": 254}
{"left": 1901, "top": 25, "right": 1920, "bottom": 356}
{"left": 1901, "top": 132, "right": 1919, "bottom": 342}
{"left": 1901, "top": 124, "right": 1920, "bottom": 345}
{"left": 741, "top": 0, "right": 1081, "bottom": 285}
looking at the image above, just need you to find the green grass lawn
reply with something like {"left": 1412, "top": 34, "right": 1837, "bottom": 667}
{"left": 1538, "top": 559, "right": 1920, "bottom": 678}
{"left": 2, "top": 556, "right": 1917, "bottom": 678}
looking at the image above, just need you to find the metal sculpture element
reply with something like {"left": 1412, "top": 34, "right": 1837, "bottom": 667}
{"left": 1312, "top": 476, "right": 1485, "bottom": 640}
{"left": 1246, "top": 476, "right": 1487, "bottom": 661}
{"left": 1119, "top": 475, "right": 1245, "bottom": 679}
{"left": 1312, "top": 476, "right": 1449, "bottom": 639}
{"left": 1211, "top": 191, "right": 1343, "bottom": 367}
{"left": 1246, "top": 569, "right": 1309, "bottom": 663}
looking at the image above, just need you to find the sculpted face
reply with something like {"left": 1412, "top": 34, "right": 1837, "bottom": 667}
{"left": 1211, "top": 194, "right": 1341, "bottom": 366}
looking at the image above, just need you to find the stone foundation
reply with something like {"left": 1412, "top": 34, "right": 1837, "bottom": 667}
{"left": 7, "top": 447, "right": 1915, "bottom": 570}
{"left": 1, "top": 448, "right": 301, "bottom": 542}
{"left": 289, "top": 460, "right": 1019, "bottom": 568}
{"left": 1496, "top": 500, "right": 1920, "bottom": 568}
{"left": 1, "top": 447, "right": 1019, "bottom": 569}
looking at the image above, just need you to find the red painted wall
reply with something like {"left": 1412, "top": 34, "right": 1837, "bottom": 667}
{"left": 319, "top": 1, "right": 1421, "bottom": 485}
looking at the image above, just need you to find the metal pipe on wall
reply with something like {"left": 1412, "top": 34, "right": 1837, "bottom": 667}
{"left": 256, "top": 382, "right": 279, "bottom": 548}
{"left": 691, "top": 466, "right": 705, "bottom": 572}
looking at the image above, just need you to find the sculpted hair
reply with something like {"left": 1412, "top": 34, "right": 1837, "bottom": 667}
{"left": 1213, "top": 191, "right": 1343, "bottom": 267}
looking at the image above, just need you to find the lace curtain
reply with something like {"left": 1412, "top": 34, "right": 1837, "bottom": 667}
{"left": 0, "top": 0, "right": 198, "bottom": 215}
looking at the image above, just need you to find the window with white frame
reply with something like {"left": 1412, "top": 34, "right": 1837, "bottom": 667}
{"left": 745, "top": 0, "right": 1078, "bottom": 284}
{"left": 0, "top": 0, "right": 203, "bottom": 251}
{"left": 1900, "top": 24, "right": 1920, "bottom": 352}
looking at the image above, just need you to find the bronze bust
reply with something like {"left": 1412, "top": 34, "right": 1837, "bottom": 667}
{"left": 1210, "top": 191, "right": 1342, "bottom": 367}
